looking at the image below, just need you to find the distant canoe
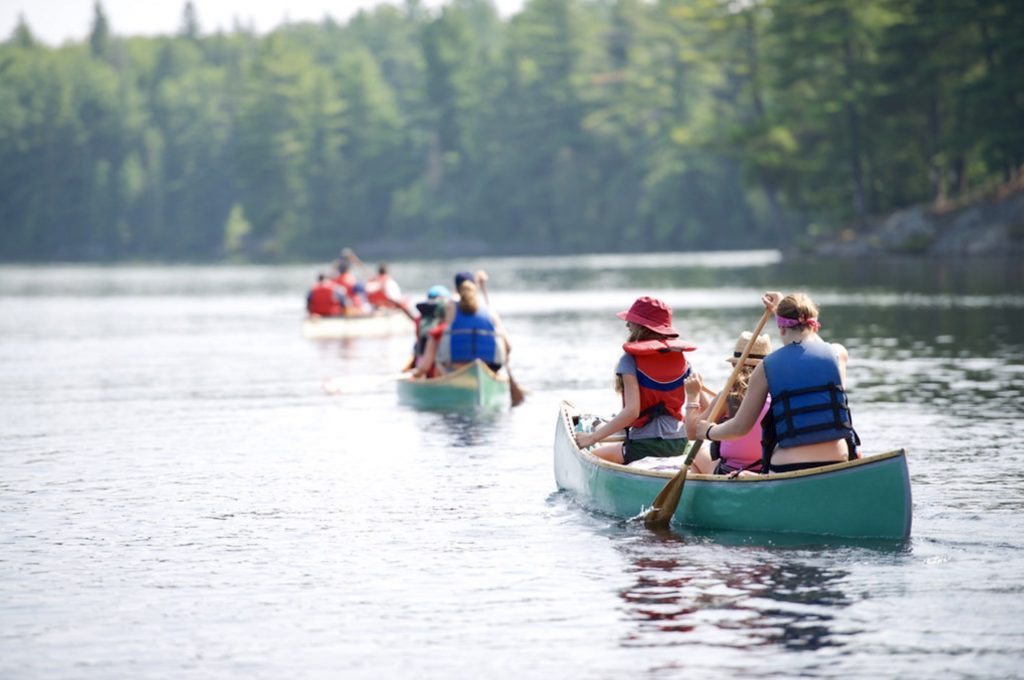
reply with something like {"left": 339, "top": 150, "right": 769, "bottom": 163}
{"left": 302, "top": 310, "right": 413, "bottom": 339}
{"left": 398, "top": 360, "right": 511, "bottom": 411}
{"left": 554, "top": 401, "right": 912, "bottom": 540}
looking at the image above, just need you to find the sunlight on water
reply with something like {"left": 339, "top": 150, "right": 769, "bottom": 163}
{"left": 1, "top": 255, "right": 1023, "bottom": 679}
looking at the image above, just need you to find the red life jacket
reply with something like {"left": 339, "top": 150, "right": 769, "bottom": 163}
{"left": 623, "top": 338, "right": 696, "bottom": 428}
{"left": 308, "top": 282, "right": 342, "bottom": 316}
{"left": 333, "top": 271, "right": 364, "bottom": 311}
{"left": 333, "top": 271, "right": 356, "bottom": 291}
{"left": 365, "top": 274, "right": 395, "bottom": 308}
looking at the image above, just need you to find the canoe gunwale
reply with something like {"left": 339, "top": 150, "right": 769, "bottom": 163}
{"left": 397, "top": 359, "right": 510, "bottom": 410}
{"left": 400, "top": 359, "right": 508, "bottom": 389}
{"left": 557, "top": 400, "right": 906, "bottom": 483}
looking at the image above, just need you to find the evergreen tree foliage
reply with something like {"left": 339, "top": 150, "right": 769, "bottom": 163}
{"left": 0, "top": 0, "right": 1019, "bottom": 261}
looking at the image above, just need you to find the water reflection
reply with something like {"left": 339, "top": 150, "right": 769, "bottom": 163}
{"left": 610, "top": 528, "right": 899, "bottom": 652}
{"left": 416, "top": 410, "right": 507, "bottom": 449}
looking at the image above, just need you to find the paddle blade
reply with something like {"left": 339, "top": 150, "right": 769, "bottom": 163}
{"left": 644, "top": 439, "right": 703, "bottom": 529}
{"left": 644, "top": 464, "right": 689, "bottom": 529}
{"left": 509, "top": 371, "right": 526, "bottom": 407}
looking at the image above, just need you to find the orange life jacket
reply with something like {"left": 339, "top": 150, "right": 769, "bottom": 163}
{"left": 622, "top": 338, "right": 696, "bottom": 428}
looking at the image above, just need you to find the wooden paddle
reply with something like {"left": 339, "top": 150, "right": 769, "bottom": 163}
{"left": 478, "top": 280, "right": 525, "bottom": 407}
{"left": 643, "top": 308, "right": 773, "bottom": 529}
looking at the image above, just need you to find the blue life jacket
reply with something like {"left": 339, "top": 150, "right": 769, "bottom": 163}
{"left": 444, "top": 306, "right": 505, "bottom": 365}
{"left": 762, "top": 341, "right": 859, "bottom": 461}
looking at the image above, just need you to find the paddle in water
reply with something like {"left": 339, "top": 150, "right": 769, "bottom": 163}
{"left": 643, "top": 308, "right": 774, "bottom": 529}
{"left": 478, "top": 279, "right": 525, "bottom": 407}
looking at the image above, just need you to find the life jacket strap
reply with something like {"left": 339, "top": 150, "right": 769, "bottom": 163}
{"left": 773, "top": 383, "right": 852, "bottom": 437}
{"left": 635, "top": 365, "right": 691, "bottom": 392}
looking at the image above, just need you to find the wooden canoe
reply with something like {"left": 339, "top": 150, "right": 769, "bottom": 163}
{"left": 301, "top": 310, "right": 413, "bottom": 339}
{"left": 398, "top": 360, "right": 511, "bottom": 410}
{"left": 554, "top": 401, "right": 912, "bottom": 540}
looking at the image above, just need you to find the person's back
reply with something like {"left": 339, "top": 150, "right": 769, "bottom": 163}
{"left": 333, "top": 266, "right": 366, "bottom": 314}
{"left": 366, "top": 263, "right": 404, "bottom": 310}
{"left": 694, "top": 291, "right": 859, "bottom": 475}
{"left": 437, "top": 281, "right": 506, "bottom": 371}
{"left": 714, "top": 394, "right": 770, "bottom": 472}
{"left": 762, "top": 339, "right": 856, "bottom": 469}
{"left": 307, "top": 275, "right": 342, "bottom": 316}
{"left": 411, "top": 285, "right": 451, "bottom": 378}
{"left": 700, "top": 333, "right": 770, "bottom": 473}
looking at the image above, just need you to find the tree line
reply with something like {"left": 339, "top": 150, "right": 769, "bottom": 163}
{"left": 1, "top": 0, "right": 1021, "bottom": 262}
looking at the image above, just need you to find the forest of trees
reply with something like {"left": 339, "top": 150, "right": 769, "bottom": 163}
{"left": 1, "top": 0, "right": 1021, "bottom": 262}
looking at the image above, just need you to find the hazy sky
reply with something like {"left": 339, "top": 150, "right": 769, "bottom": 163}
{"left": 1, "top": 0, "right": 525, "bottom": 46}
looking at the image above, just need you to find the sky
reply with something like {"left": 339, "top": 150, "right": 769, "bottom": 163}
{"left": 1, "top": 0, "right": 525, "bottom": 46}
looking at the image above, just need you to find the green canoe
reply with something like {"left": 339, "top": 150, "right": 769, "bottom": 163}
{"left": 554, "top": 401, "right": 912, "bottom": 540}
{"left": 397, "top": 360, "right": 511, "bottom": 411}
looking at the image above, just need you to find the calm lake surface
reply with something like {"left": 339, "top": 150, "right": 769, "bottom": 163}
{"left": 2, "top": 252, "right": 1023, "bottom": 679}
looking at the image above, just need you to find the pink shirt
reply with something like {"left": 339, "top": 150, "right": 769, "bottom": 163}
{"left": 719, "top": 397, "right": 772, "bottom": 469}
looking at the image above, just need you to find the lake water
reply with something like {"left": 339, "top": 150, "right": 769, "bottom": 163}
{"left": 2, "top": 252, "right": 1023, "bottom": 679}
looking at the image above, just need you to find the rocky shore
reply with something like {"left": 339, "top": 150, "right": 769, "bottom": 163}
{"left": 807, "top": 179, "right": 1024, "bottom": 258}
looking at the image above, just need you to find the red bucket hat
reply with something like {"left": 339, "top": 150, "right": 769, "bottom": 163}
{"left": 616, "top": 296, "right": 679, "bottom": 337}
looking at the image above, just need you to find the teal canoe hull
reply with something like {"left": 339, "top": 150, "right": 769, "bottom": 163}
{"left": 554, "top": 401, "right": 912, "bottom": 540}
{"left": 398, "top": 360, "right": 511, "bottom": 411}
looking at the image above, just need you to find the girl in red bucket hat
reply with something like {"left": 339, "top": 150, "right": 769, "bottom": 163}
{"left": 574, "top": 297, "right": 697, "bottom": 465}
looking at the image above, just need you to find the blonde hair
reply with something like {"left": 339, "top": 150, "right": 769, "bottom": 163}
{"left": 729, "top": 364, "right": 756, "bottom": 402}
{"left": 458, "top": 281, "right": 479, "bottom": 314}
{"left": 776, "top": 293, "right": 819, "bottom": 329}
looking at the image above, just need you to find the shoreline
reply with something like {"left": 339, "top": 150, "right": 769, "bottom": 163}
{"left": 802, "top": 175, "right": 1024, "bottom": 259}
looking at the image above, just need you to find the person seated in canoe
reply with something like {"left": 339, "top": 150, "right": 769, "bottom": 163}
{"left": 410, "top": 285, "right": 451, "bottom": 379}
{"left": 306, "top": 274, "right": 345, "bottom": 317}
{"left": 365, "top": 262, "right": 415, "bottom": 320}
{"left": 573, "top": 296, "right": 695, "bottom": 465}
{"left": 684, "top": 331, "right": 773, "bottom": 475}
{"left": 436, "top": 278, "right": 510, "bottom": 374}
{"left": 331, "top": 261, "right": 369, "bottom": 315}
{"left": 696, "top": 291, "right": 861, "bottom": 474}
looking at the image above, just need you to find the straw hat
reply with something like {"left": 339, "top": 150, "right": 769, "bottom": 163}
{"left": 727, "top": 331, "right": 772, "bottom": 367}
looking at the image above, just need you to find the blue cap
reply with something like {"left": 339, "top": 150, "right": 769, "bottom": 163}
{"left": 454, "top": 271, "right": 474, "bottom": 288}
{"left": 426, "top": 284, "right": 451, "bottom": 299}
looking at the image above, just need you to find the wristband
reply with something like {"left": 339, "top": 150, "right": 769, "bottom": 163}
{"left": 685, "top": 403, "right": 700, "bottom": 410}
{"left": 705, "top": 424, "right": 715, "bottom": 441}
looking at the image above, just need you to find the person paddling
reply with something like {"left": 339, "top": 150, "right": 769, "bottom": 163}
{"left": 684, "top": 331, "right": 772, "bottom": 475}
{"left": 410, "top": 285, "right": 451, "bottom": 379}
{"left": 695, "top": 291, "right": 860, "bottom": 474}
{"left": 573, "top": 297, "right": 696, "bottom": 465}
{"left": 364, "top": 263, "right": 396, "bottom": 305}
{"left": 436, "top": 279, "right": 509, "bottom": 374}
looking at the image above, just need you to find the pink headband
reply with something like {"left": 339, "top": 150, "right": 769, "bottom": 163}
{"left": 776, "top": 315, "right": 821, "bottom": 331}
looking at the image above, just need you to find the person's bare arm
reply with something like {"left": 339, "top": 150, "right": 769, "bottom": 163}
{"left": 683, "top": 372, "right": 715, "bottom": 439}
{"left": 695, "top": 363, "right": 768, "bottom": 440}
{"left": 574, "top": 374, "right": 640, "bottom": 448}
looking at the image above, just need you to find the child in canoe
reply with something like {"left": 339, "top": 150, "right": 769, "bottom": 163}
{"left": 573, "top": 296, "right": 696, "bottom": 465}
{"left": 683, "top": 331, "right": 772, "bottom": 475}
{"left": 695, "top": 291, "right": 860, "bottom": 473}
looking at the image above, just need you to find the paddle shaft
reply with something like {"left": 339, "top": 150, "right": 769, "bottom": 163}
{"left": 644, "top": 308, "right": 774, "bottom": 529}
{"left": 478, "top": 279, "right": 525, "bottom": 406}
